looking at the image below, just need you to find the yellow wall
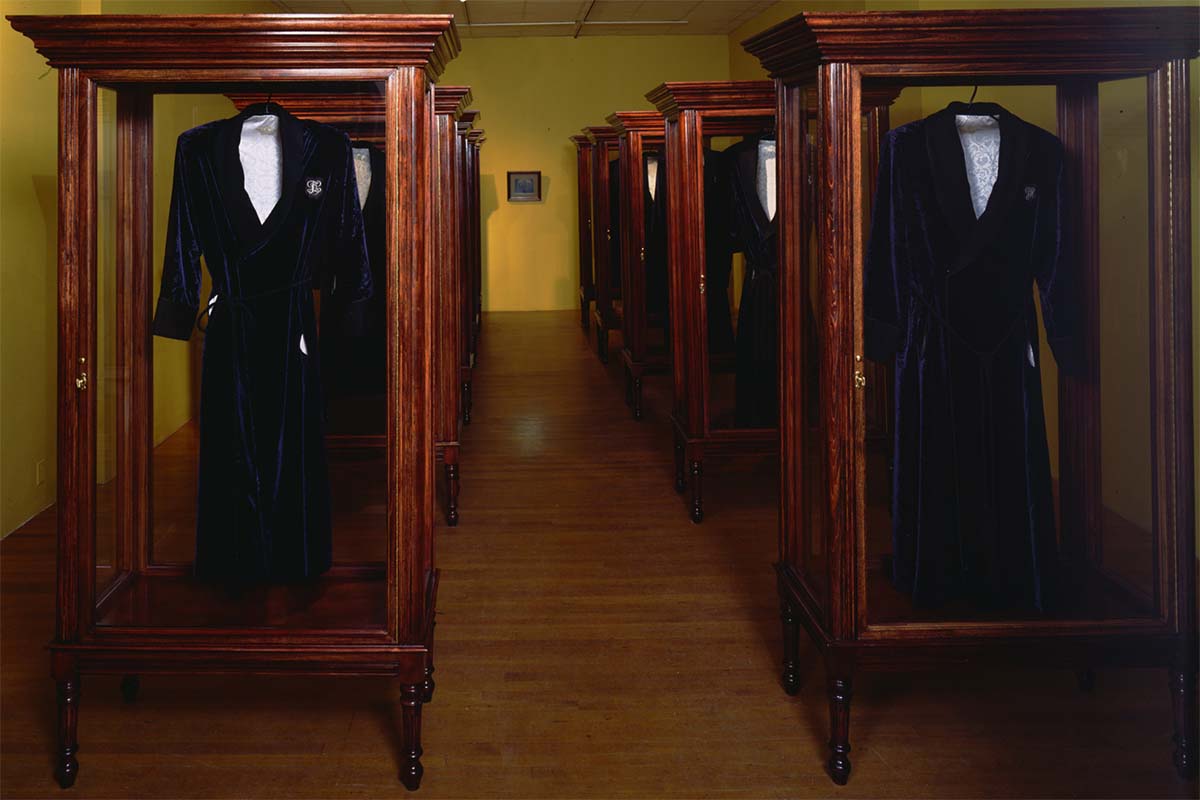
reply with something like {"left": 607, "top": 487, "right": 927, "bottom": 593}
{"left": 0, "top": 0, "right": 93, "bottom": 534}
{"left": 440, "top": 34, "right": 731, "bottom": 312}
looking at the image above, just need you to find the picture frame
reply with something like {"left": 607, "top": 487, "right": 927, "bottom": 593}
{"left": 507, "top": 170, "right": 542, "bottom": 202}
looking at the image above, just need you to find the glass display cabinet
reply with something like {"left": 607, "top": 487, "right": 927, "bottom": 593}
{"left": 458, "top": 111, "right": 482, "bottom": 425}
{"left": 572, "top": 133, "right": 596, "bottom": 331}
{"left": 466, "top": 124, "right": 485, "bottom": 376}
{"left": 744, "top": 5, "right": 1199, "bottom": 785}
{"left": 645, "top": 81, "right": 779, "bottom": 523}
{"left": 608, "top": 110, "right": 669, "bottom": 422}
{"left": 584, "top": 124, "right": 622, "bottom": 364}
{"left": 7, "top": 13, "right": 460, "bottom": 791}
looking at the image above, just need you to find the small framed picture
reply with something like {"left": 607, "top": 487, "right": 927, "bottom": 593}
{"left": 507, "top": 170, "right": 542, "bottom": 202}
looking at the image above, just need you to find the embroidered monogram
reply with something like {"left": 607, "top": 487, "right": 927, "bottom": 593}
{"left": 1024, "top": 185, "right": 1037, "bottom": 202}
{"left": 305, "top": 178, "right": 324, "bottom": 198}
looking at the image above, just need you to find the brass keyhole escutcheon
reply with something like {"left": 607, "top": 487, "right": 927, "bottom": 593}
{"left": 854, "top": 370, "right": 866, "bottom": 390}
{"left": 75, "top": 357, "right": 88, "bottom": 391}
{"left": 639, "top": 247, "right": 645, "bottom": 262}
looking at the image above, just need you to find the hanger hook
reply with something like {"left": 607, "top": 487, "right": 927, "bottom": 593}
{"left": 967, "top": 84, "right": 979, "bottom": 106}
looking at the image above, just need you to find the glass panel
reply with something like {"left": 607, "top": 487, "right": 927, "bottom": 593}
{"left": 707, "top": 129, "right": 777, "bottom": 432}
{"left": 95, "top": 86, "right": 120, "bottom": 604}
{"left": 608, "top": 145, "right": 622, "bottom": 308}
{"left": 862, "top": 85, "right": 1105, "bottom": 624}
{"left": 97, "top": 84, "right": 389, "bottom": 630}
{"left": 643, "top": 141, "right": 670, "bottom": 362}
{"left": 1093, "top": 77, "right": 1155, "bottom": 614}
{"left": 705, "top": 135, "right": 739, "bottom": 429}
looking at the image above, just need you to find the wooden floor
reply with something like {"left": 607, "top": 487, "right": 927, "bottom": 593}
{"left": 1, "top": 310, "right": 1193, "bottom": 799}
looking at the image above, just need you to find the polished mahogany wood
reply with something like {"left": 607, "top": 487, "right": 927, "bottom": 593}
{"left": 744, "top": 6, "right": 1200, "bottom": 785}
{"left": 434, "top": 86, "right": 473, "bottom": 527}
{"left": 607, "top": 111, "right": 666, "bottom": 422}
{"left": 583, "top": 125, "right": 621, "bottom": 364}
{"left": 571, "top": 134, "right": 596, "bottom": 331}
{"left": 461, "top": 123, "right": 484, "bottom": 425}
{"left": 7, "top": 13, "right": 461, "bottom": 790}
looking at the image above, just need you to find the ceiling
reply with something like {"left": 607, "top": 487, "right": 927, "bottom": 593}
{"left": 267, "top": 0, "right": 779, "bottom": 37}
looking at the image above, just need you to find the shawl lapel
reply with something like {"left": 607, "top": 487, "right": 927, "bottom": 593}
{"left": 926, "top": 101, "right": 1031, "bottom": 275}
{"left": 218, "top": 101, "right": 316, "bottom": 252}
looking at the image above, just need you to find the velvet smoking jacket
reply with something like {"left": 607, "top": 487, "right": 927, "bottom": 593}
{"left": 726, "top": 136, "right": 780, "bottom": 428}
{"left": 152, "top": 102, "right": 372, "bottom": 582}
{"left": 322, "top": 141, "right": 387, "bottom": 397}
{"left": 865, "top": 102, "right": 1079, "bottom": 611}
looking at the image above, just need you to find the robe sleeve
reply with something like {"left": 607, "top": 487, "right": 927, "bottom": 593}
{"left": 864, "top": 130, "right": 906, "bottom": 362}
{"left": 326, "top": 138, "right": 374, "bottom": 338}
{"left": 152, "top": 138, "right": 203, "bottom": 341}
{"left": 1033, "top": 140, "right": 1081, "bottom": 375}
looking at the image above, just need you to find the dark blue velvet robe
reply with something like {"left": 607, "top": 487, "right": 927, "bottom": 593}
{"left": 726, "top": 137, "right": 779, "bottom": 428}
{"left": 865, "top": 102, "right": 1079, "bottom": 611}
{"left": 152, "top": 102, "right": 372, "bottom": 582}
{"left": 321, "top": 141, "right": 386, "bottom": 397}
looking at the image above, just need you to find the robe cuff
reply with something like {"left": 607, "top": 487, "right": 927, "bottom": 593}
{"left": 152, "top": 296, "right": 198, "bottom": 341}
{"left": 864, "top": 316, "right": 900, "bottom": 362}
{"left": 338, "top": 297, "right": 371, "bottom": 339}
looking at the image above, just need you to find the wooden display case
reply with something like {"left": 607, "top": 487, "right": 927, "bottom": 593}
{"left": 7, "top": 13, "right": 460, "bottom": 791}
{"left": 607, "top": 110, "right": 668, "bottom": 422}
{"left": 583, "top": 124, "right": 622, "bottom": 364}
{"left": 467, "top": 127, "right": 485, "bottom": 367}
{"left": 743, "top": 6, "right": 1199, "bottom": 785}
{"left": 571, "top": 133, "right": 596, "bottom": 331}
{"left": 457, "top": 110, "right": 481, "bottom": 425}
{"left": 645, "top": 81, "right": 778, "bottom": 523}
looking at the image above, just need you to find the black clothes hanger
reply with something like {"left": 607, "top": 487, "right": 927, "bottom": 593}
{"left": 951, "top": 86, "right": 1001, "bottom": 121}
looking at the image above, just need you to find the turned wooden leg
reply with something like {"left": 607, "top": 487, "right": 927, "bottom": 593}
{"left": 1076, "top": 668, "right": 1095, "bottom": 693}
{"left": 826, "top": 672, "right": 853, "bottom": 785}
{"left": 444, "top": 462, "right": 460, "bottom": 527}
{"left": 55, "top": 675, "right": 80, "bottom": 789}
{"left": 461, "top": 380, "right": 472, "bottom": 426}
{"left": 673, "top": 441, "right": 685, "bottom": 494}
{"left": 688, "top": 459, "right": 704, "bottom": 524}
{"left": 781, "top": 604, "right": 801, "bottom": 696}
{"left": 632, "top": 377, "right": 643, "bottom": 421}
{"left": 120, "top": 675, "right": 140, "bottom": 704}
{"left": 1169, "top": 665, "right": 1198, "bottom": 779}
{"left": 399, "top": 683, "right": 424, "bottom": 790}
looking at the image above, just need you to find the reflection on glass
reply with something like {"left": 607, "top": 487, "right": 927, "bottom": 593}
{"left": 94, "top": 87, "right": 390, "bottom": 630}
{"left": 1096, "top": 77, "right": 1155, "bottom": 613}
{"left": 95, "top": 86, "right": 119, "bottom": 603}
{"left": 706, "top": 130, "right": 778, "bottom": 432}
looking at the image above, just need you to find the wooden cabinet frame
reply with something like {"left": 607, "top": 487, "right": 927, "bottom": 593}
{"left": 646, "top": 81, "right": 778, "bottom": 523}
{"left": 583, "top": 124, "right": 621, "bottom": 364}
{"left": 7, "top": 13, "right": 459, "bottom": 791}
{"left": 744, "top": 6, "right": 1199, "bottom": 785}
{"left": 571, "top": 133, "right": 596, "bottom": 331}
{"left": 607, "top": 110, "right": 667, "bottom": 422}
{"left": 457, "top": 110, "right": 482, "bottom": 425}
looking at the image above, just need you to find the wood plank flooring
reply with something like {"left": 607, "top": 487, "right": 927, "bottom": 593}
{"left": 1, "top": 310, "right": 1193, "bottom": 798}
